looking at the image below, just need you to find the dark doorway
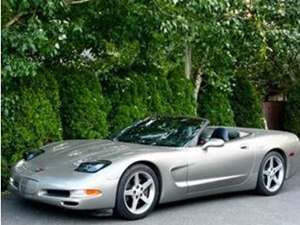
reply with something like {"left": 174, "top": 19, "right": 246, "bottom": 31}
{"left": 263, "top": 101, "right": 286, "bottom": 130}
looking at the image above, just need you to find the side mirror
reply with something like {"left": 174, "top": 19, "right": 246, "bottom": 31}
{"left": 202, "top": 138, "right": 225, "bottom": 150}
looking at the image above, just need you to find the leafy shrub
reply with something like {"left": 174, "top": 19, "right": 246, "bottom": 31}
{"left": 102, "top": 74, "right": 149, "bottom": 131}
{"left": 144, "top": 75, "right": 173, "bottom": 115}
{"left": 198, "top": 84, "right": 235, "bottom": 126}
{"left": 102, "top": 70, "right": 196, "bottom": 132}
{"left": 1, "top": 158, "right": 10, "bottom": 190}
{"left": 284, "top": 84, "right": 300, "bottom": 137}
{"left": 1, "top": 73, "right": 62, "bottom": 189}
{"left": 167, "top": 69, "right": 196, "bottom": 116}
{"left": 1, "top": 73, "right": 62, "bottom": 162}
{"left": 230, "top": 76, "right": 264, "bottom": 128}
{"left": 57, "top": 69, "right": 108, "bottom": 139}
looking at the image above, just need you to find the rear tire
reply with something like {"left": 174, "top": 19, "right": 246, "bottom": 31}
{"left": 115, "top": 164, "right": 159, "bottom": 220}
{"left": 256, "top": 151, "right": 286, "bottom": 196}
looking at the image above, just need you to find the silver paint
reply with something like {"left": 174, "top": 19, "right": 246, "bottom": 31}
{"left": 10, "top": 127, "right": 300, "bottom": 211}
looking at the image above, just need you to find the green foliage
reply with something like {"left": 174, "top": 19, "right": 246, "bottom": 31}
{"left": 231, "top": 76, "right": 265, "bottom": 128}
{"left": 167, "top": 69, "right": 196, "bottom": 116}
{"left": 102, "top": 70, "right": 196, "bottom": 132}
{"left": 1, "top": 158, "right": 10, "bottom": 190}
{"left": 2, "top": 0, "right": 299, "bottom": 190}
{"left": 104, "top": 74, "right": 149, "bottom": 131}
{"left": 198, "top": 84, "right": 235, "bottom": 126}
{"left": 253, "top": 0, "right": 300, "bottom": 93}
{"left": 284, "top": 84, "right": 300, "bottom": 137}
{"left": 1, "top": 72, "right": 62, "bottom": 162}
{"left": 57, "top": 69, "right": 108, "bottom": 139}
{"left": 2, "top": 0, "right": 70, "bottom": 81}
{"left": 144, "top": 75, "right": 173, "bottom": 115}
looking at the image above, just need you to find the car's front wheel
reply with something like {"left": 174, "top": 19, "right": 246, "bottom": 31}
{"left": 256, "top": 151, "right": 286, "bottom": 196}
{"left": 115, "top": 164, "right": 159, "bottom": 220}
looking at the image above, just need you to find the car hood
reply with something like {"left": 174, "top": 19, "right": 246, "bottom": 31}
{"left": 27, "top": 139, "right": 170, "bottom": 170}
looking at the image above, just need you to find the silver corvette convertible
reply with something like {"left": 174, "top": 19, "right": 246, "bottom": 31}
{"left": 10, "top": 116, "right": 300, "bottom": 219}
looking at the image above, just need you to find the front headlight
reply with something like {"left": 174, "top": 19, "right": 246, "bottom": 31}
{"left": 75, "top": 160, "right": 111, "bottom": 173}
{"left": 23, "top": 149, "right": 45, "bottom": 161}
{"left": 15, "top": 159, "right": 25, "bottom": 168}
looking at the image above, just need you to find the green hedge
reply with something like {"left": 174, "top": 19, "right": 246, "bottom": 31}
{"left": 284, "top": 84, "right": 300, "bottom": 137}
{"left": 1, "top": 158, "right": 10, "bottom": 190}
{"left": 57, "top": 69, "right": 109, "bottom": 139}
{"left": 145, "top": 74, "right": 173, "bottom": 114}
{"left": 102, "top": 70, "right": 196, "bottom": 132}
{"left": 106, "top": 74, "right": 149, "bottom": 131}
{"left": 198, "top": 84, "right": 235, "bottom": 126}
{"left": 1, "top": 73, "right": 62, "bottom": 161}
{"left": 1, "top": 73, "right": 62, "bottom": 188}
{"left": 231, "top": 76, "right": 264, "bottom": 128}
{"left": 167, "top": 69, "right": 197, "bottom": 116}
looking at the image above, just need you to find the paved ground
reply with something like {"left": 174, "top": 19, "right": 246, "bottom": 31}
{"left": 2, "top": 173, "right": 300, "bottom": 225}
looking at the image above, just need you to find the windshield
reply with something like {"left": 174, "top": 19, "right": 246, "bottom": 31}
{"left": 112, "top": 117, "right": 208, "bottom": 147}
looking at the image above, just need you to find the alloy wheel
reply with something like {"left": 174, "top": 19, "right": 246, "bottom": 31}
{"left": 262, "top": 155, "right": 285, "bottom": 192}
{"left": 123, "top": 171, "right": 156, "bottom": 215}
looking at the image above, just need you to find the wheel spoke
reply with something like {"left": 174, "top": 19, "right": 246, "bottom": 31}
{"left": 273, "top": 176, "right": 280, "bottom": 185}
{"left": 134, "top": 173, "right": 140, "bottom": 186}
{"left": 140, "top": 194, "right": 151, "bottom": 204}
{"left": 263, "top": 170, "right": 269, "bottom": 176}
{"left": 273, "top": 164, "right": 283, "bottom": 173}
{"left": 266, "top": 176, "right": 272, "bottom": 188}
{"left": 142, "top": 179, "right": 153, "bottom": 190}
{"left": 269, "top": 157, "right": 274, "bottom": 169}
{"left": 125, "top": 189, "right": 134, "bottom": 197}
{"left": 131, "top": 198, "right": 139, "bottom": 211}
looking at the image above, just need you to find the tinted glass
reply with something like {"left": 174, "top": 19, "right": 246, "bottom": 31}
{"left": 113, "top": 117, "right": 207, "bottom": 147}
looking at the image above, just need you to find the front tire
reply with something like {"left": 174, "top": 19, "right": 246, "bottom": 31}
{"left": 256, "top": 151, "right": 286, "bottom": 196}
{"left": 115, "top": 164, "right": 159, "bottom": 220}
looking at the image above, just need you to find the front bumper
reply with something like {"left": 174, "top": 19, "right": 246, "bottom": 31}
{"left": 9, "top": 172, "right": 119, "bottom": 210}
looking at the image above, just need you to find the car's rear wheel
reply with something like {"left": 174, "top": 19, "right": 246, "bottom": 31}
{"left": 256, "top": 151, "right": 286, "bottom": 196}
{"left": 115, "top": 164, "right": 159, "bottom": 220}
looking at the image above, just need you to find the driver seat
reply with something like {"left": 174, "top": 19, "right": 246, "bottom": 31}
{"left": 210, "top": 128, "right": 229, "bottom": 142}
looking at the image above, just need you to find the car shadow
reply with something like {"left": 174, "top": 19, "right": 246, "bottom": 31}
{"left": 156, "top": 190, "right": 255, "bottom": 211}
{"left": 7, "top": 190, "right": 252, "bottom": 220}
{"left": 7, "top": 196, "right": 118, "bottom": 222}
{"left": 6, "top": 183, "right": 292, "bottom": 221}
{"left": 155, "top": 181, "right": 294, "bottom": 213}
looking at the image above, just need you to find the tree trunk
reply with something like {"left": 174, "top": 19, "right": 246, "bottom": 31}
{"left": 184, "top": 43, "right": 192, "bottom": 80}
{"left": 194, "top": 68, "right": 203, "bottom": 102}
{"left": 184, "top": 43, "right": 203, "bottom": 102}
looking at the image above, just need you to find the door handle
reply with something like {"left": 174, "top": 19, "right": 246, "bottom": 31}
{"left": 240, "top": 145, "right": 249, "bottom": 150}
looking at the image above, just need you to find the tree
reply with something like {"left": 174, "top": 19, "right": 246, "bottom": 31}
{"left": 57, "top": 68, "right": 109, "bottom": 139}
{"left": 231, "top": 76, "right": 264, "bottom": 128}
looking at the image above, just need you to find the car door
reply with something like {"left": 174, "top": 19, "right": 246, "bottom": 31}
{"left": 186, "top": 138, "right": 255, "bottom": 193}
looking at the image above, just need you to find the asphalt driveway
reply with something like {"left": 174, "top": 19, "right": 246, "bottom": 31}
{"left": 2, "top": 173, "right": 300, "bottom": 225}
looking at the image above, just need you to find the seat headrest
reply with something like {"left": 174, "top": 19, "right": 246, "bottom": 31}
{"left": 211, "top": 128, "right": 229, "bottom": 142}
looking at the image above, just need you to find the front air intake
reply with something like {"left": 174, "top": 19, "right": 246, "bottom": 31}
{"left": 46, "top": 190, "right": 70, "bottom": 198}
{"left": 62, "top": 201, "right": 79, "bottom": 206}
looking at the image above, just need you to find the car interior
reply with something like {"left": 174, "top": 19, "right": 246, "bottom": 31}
{"left": 197, "top": 127, "right": 250, "bottom": 146}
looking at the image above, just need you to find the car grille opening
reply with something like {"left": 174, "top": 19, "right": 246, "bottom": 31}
{"left": 62, "top": 201, "right": 79, "bottom": 206}
{"left": 45, "top": 190, "right": 70, "bottom": 198}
